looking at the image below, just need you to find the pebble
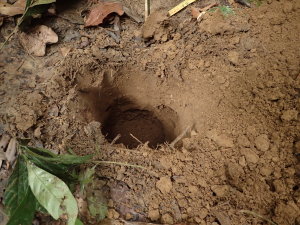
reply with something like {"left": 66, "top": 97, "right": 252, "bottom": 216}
{"left": 156, "top": 176, "right": 173, "bottom": 194}
{"left": 238, "top": 156, "right": 246, "bottom": 167}
{"left": 161, "top": 213, "right": 174, "bottom": 224}
{"left": 227, "top": 162, "right": 244, "bottom": 181}
{"left": 260, "top": 166, "right": 273, "bottom": 176}
{"left": 207, "top": 130, "right": 234, "bottom": 148}
{"left": 199, "top": 208, "right": 208, "bottom": 219}
{"left": 240, "top": 148, "right": 259, "bottom": 164}
{"left": 227, "top": 51, "right": 239, "bottom": 65}
{"left": 273, "top": 179, "right": 285, "bottom": 193}
{"left": 211, "top": 185, "right": 230, "bottom": 197}
{"left": 148, "top": 209, "right": 160, "bottom": 221}
{"left": 125, "top": 213, "right": 133, "bottom": 220}
{"left": 255, "top": 134, "right": 270, "bottom": 151}
{"left": 237, "top": 135, "right": 251, "bottom": 147}
{"left": 281, "top": 109, "right": 298, "bottom": 121}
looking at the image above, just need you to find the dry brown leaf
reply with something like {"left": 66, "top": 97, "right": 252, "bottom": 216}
{"left": 60, "top": 46, "right": 71, "bottom": 57}
{"left": 19, "top": 25, "right": 58, "bottom": 56}
{"left": 0, "top": 0, "right": 26, "bottom": 16}
{"left": 5, "top": 138, "right": 17, "bottom": 165}
{"left": 84, "top": 1, "right": 124, "bottom": 27}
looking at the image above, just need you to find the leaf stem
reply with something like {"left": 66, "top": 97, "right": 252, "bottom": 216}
{"left": 93, "top": 160, "right": 146, "bottom": 169}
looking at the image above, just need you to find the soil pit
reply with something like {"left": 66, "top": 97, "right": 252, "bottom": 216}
{"left": 81, "top": 72, "right": 179, "bottom": 149}
{"left": 101, "top": 100, "right": 167, "bottom": 149}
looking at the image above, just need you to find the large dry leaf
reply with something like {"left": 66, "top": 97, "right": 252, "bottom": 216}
{"left": 84, "top": 1, "right": 124, "bottom": 27}
{"left": 0, "top": 0, "right": 26, "bottom": 16}
{"left": 19, "top": 25, "right": 58, "bottom": 56}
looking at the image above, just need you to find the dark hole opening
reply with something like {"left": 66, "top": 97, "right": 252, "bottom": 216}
{"left": 102, "top": 105, "right": 167, "bottom": 149}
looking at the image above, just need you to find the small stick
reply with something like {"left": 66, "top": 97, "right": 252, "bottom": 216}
{"left": 170, "top": 125, "right": 191, "bottom": 148}
{"left": 145, "top": 0, "right": 150, "bottom": 21}
{"left": 130, "top": 133, "right": 143, "bottom": 145}
{"left": 110, "top": 134, "right": 121, "bottom": 145}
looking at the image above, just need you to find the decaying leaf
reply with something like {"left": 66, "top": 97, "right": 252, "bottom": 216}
{"left": 0, "top": 0, "right": 26, "bottom": 17}
{"left": 84, "top": 1, "right": 124, "bottom": 27}
{"left": 5, "top": 138, "right": 17, "bottom": 165}
{"left": 19, "top": 25, "right": 58, "bottom": 56}
{"left": 0, "top": 134, "right": 10, "bottom": 151}
{"left": 27, "top": 162, "right": 78, "bottom": 225}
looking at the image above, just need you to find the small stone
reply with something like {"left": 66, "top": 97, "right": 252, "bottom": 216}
{"left": 211, "top": 185, "right": 230, "bottom": 197}
{"left": 238, "top": 156, "right": 246, "bottom": 167}
{"left": 237, "top": 135, "right": 250, "bottom": 147}
{"left": 156, "top": 176, "right": 172, "bottom": 194}
{"left": 107, "top": 199, "right": 114, "bottom": 208}
{"left": 231, "top": 36, "right": 240, "bottom": 45}
{"left": 273, "top": 179, "right": 285, "bottom": 193}
{"left": 159, "top": 157, "right": 173, "bottom": 169}
{"left": 207, "top": 130, "right": 234, "bottom": 148}
{"left": 281, "top": 109, "right": 298, "bottom": 121}
{"left": 228, "top": 51, "right": 239, "bottom": 65}
{"left": 123, "top": 213, "right": 131, "bottom": 220}
{"left": 161, "top": 213, "right": 174, "bottom": 224}
{"left": 188, "top": 185, "right": 198, "bottom": 194}
{"left": 240, "top": 148, "right": 259, "bottom": 164}
{"left": 197, "top": 177, "right": 208, "bottom": 187}
{"left": 173, "top": 33, "right": 181, "bottom": 40}
{"left": 227, "top": 162, "right": 244, "bottom": 181}
{"left": 255, "top": 134, "right": 270, "bottom": 151}
{"left": 34, "top": 127, "right": 41, "bottom": 138}
{"left": 260, "top": 166, "right": 273, "bottom": 176}
{"left": 148, "top": 209, "right": 160, "bottom": 221}
{"left": 199, "top": 208, "right": 208, "bottom": 219}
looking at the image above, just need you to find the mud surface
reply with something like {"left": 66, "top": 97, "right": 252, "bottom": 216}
{"left": 1, "top": 0, "right": 300, "bottom": 224}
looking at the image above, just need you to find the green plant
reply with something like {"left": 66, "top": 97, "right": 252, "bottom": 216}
{"left": 3, "top": 144, "right": 92, "bottom": 225}
{"left": 209, "top": 5, "right": 235, "bottom": 16}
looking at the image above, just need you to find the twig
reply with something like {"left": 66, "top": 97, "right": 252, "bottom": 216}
{"left": 240, "top": 210, "right": 278, "bottom": 225}
{"left": 145, "top": 0, "right": 150, "bottom": 20}
{"left": 130, "top": 133, "right": 143, "bottom": 145}
{"left": 93, "top": 160, "right": 146, "bottom": 169}
{"left": 170, "top": 125, "right": 191, "bottom": 148}
{"left": 110, "top": 134, "right": 121, "bottom": 145}
{"left": 0, "top": 28, "right": 17, "bottom": 51}
{"left": 16, "top": 60, "right": 25, "bottom": 71}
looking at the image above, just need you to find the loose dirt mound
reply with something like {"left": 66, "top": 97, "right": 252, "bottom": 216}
{"left": 0, "top": 0, "right": 300, "bottom": 224}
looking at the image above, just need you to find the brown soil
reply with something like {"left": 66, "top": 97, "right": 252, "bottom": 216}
{"left": 1, "top": 0, "right": 300, "bottom": 224}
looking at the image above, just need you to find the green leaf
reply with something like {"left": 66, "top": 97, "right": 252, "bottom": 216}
{"left": 31, "top": 0, "right": 56, "bottom": 7}
{"left": 79, "top": 166, "right": 96, "bottom": 193}
{"left": 22, "top": 145, "right": 92, "bottom": 183}
{"left": 7, "top": 189, "right": 37, "bottom": 225}
{"left": 3, "top": 156, "right": 29, "bottom": 215}
{"left": 87, "top": 195, "right": 107, "bottom": 221}
{"left": 75, "top": 218, "right": 84, "bottom": 225}
{"left": 18, "top": 0, "right": 56, "bottom": 29}
{"left": 27, "top": 162, "right": 78, "bottom": 225}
